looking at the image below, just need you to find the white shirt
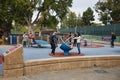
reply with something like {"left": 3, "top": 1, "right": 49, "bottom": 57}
{"left": 73, "top": 36, "right": 82, "bottom": 43}
{"left": 23, "top": 34, "right": 28, "bottom": 41}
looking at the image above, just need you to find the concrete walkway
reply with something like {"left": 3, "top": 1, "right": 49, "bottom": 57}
{"left": 0, "top": 67, "right": 120, "bottom": 80}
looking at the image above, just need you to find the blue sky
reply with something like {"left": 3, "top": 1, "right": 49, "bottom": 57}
{"left": 70, "top": 0, "right": 100, "bottom": 23}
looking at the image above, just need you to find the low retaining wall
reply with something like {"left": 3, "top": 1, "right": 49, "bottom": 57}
{"left": 2, "top": 45, "right": 120, "bottom": 78}
{"left": 24, "top": 55, "right": 120, "bottom": 75}
{"left": 3, "top": 44, "right": 24, "bottom": 78}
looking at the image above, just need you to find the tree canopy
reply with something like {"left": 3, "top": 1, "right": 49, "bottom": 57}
{"left": 82, "top": 7, "right": 94, "bottom": 26}
{"left": 0, "top": 0, "right": 73, "bottom": 33}
{"left": 95, "top": 0, "right": 120, "bottom": 24}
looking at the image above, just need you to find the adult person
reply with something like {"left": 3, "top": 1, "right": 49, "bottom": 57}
{"left": 22, "top": 32, "right": 28, "bottom": 47}
{"left": 49, "top": 32, "right": 53, "bottom": 49}
{"left": 28, "top": 32, "right": 34, "bottom": 47}
{"left": 0, "top": 29, "right": 3, "bottom": 44}
{"left": 111, "top": 32, "right": 116, "bottom": 48}
{"left": 2, "top": 33, "right": 5, "bottom": 45}
{"left": 50, "top": 32, "right": 58, "bottom": 55}
{"left": 73, "top": 33, "right": 77, "bottom": 46}
{"left": 0, "top": 29, "right": 3, "bottom": 39}
{"left": 17, "top": 34, "right": 20, "bottom": 44}
{"left": 73, "top": 32, "right": 83, "bottom": 54}
{"left": 68, "top": 32, "right": 72, "bottom": 44}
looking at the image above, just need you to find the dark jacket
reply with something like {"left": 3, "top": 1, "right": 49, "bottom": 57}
{"left": 111, "top": 34, "right": 116, "bottom": 40}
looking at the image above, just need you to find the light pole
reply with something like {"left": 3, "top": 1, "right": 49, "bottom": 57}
{"left": 74, "top": 5, "right": 78, "bottom": 34}
{"left": 75, "top": 17, "right": 77, "bottom": 33}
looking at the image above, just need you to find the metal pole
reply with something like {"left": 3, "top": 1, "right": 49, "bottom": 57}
{"left": 75, "top": 17, "right": 77, "bottom": 33}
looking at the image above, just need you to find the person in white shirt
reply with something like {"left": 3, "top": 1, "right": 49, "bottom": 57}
{"left": 28, "top": 32, "right": 34, "bottom": 47}
{"left": 73, "top": 32, "right": 83, "bottom": 54}
{"left": 22, "top": 32, "right": 28, "bottom": 47}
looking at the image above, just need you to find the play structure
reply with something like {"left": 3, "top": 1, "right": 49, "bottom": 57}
{"left": 60, "top": 43, "right": 72, "bottom": 56}
{"left": 31, "top": 40, "right": 51, "bottom": 48}
{"left": 60, "top": 37, "right": 73, "bottom": 56}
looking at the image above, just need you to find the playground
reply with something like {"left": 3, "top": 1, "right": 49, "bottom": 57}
{"left": 0, "top": 39, "right": 120, "bottom": 79}
{"left": 0, "top": 42, "right": 120, "bottom": 80}
{"left": 23, "top": 41, "right": 120, "bottom": 61}
{"left": 0, "top": 0, "right": 120, "bottom": 79}
{"left": 0, "top": 29, "right": 120, "bottom": 78}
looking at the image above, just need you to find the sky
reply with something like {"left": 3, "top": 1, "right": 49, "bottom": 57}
{"left": 70, "top": 0, "right": 100, "bottom": 23}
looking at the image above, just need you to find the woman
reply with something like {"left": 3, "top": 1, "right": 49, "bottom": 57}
{"left": 73, "top": 33, "right": 77, "bottom": 46}
{"left": 73, "top": 32, "right": 83, "bottom": 54}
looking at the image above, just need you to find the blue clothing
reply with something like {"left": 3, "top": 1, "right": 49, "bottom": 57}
{"left": 111, "top": 34, "right": 116, "bottom": 47}
{"left": 77, "top": 43, "right": 81, "bottom": 54}
{"left": 73, "top": 36, "right": 82, "bottom": 54}
{"left": 111, "top": 39, "right": 115, "bottom": 47}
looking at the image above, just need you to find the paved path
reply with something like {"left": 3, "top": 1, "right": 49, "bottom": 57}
{"left": 0, "top": 67, "right": 120, "bottom": 80}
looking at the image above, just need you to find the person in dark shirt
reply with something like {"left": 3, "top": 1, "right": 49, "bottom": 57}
{"left": 73, "top": 33, "right": 77, "bottom": 46}
{"left": 0, "top": 30, "right": 3, "bottom": 38}
{"left": 111, "top": 32, "right": 116, "bottom": 48}
{"left": 50, "top": 32, "right": 58, "bottom": 55}
{"left": 68, "top": 32, "right": 72, "bottom": 43}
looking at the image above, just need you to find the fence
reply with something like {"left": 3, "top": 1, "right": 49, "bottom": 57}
{"left": 60, "top": 24, "right": 120, "bottom": 36}
{"left": 60, "top": 24, "right": 120, "bottom": 42}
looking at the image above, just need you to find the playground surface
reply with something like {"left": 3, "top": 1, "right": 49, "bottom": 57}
{"left": 0, "top": 42, "right": 120, "bottom": 79}
{"left": 23, "top": 43, "right": 120, "bottom": 61}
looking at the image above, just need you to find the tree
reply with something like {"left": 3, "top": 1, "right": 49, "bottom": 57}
{"left": 13, "top": 0, "right": 42, "bottom": 32}
{"left": 56, "top": 0, "right": 73, "bottom": 27}
{"left": 82, "top": 7, "right": 94, "bottom": 26}
{"left": 40, "top": 0, "right": 73, "bottom": 29}
{"left": 95, "top": 0, "right": 120, "bottom": 24}
{"left": 0, "top": 0, "right": 73, "bottom": 33}
{"left": 61, "top": 16, "right": 68, "bottom": 28}
{"left": 0, "top": 0, "right": 14, "bottom": 33}
{"left": 67, "top": 12, "right": 77, "bottom": 28}
{"left": 0, "top": 0, "right": 43, "bottom": 33}
{"left": 77, "top": 13, "right": 84, "bottom": 27}
{"left": 61, "top": 12, "right": 84, "bottom": 29}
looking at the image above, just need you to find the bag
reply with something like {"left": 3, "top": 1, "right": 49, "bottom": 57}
{"left": 51, "top": 35, "right": 58, "bottom": 44}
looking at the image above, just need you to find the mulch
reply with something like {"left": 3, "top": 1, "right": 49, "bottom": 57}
{"left": 49, "top": 52, "right": 84, "bottom": 57}
{"left": 49, "top": 42, "right": 104, "bottom": 57}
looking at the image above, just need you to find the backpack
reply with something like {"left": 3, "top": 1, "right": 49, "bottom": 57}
{"left": 50, "top": 35, "right": 58, "bottom": 44}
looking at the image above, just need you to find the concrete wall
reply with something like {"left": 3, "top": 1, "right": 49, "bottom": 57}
{"left": 2, "top": 45, "right": 120, "bottom": 78}
{"left": 24, "top": 55, "right": 120, "bottom": 75}
{"left": 3, "top": 44, "right": 24, "bottom": 78}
